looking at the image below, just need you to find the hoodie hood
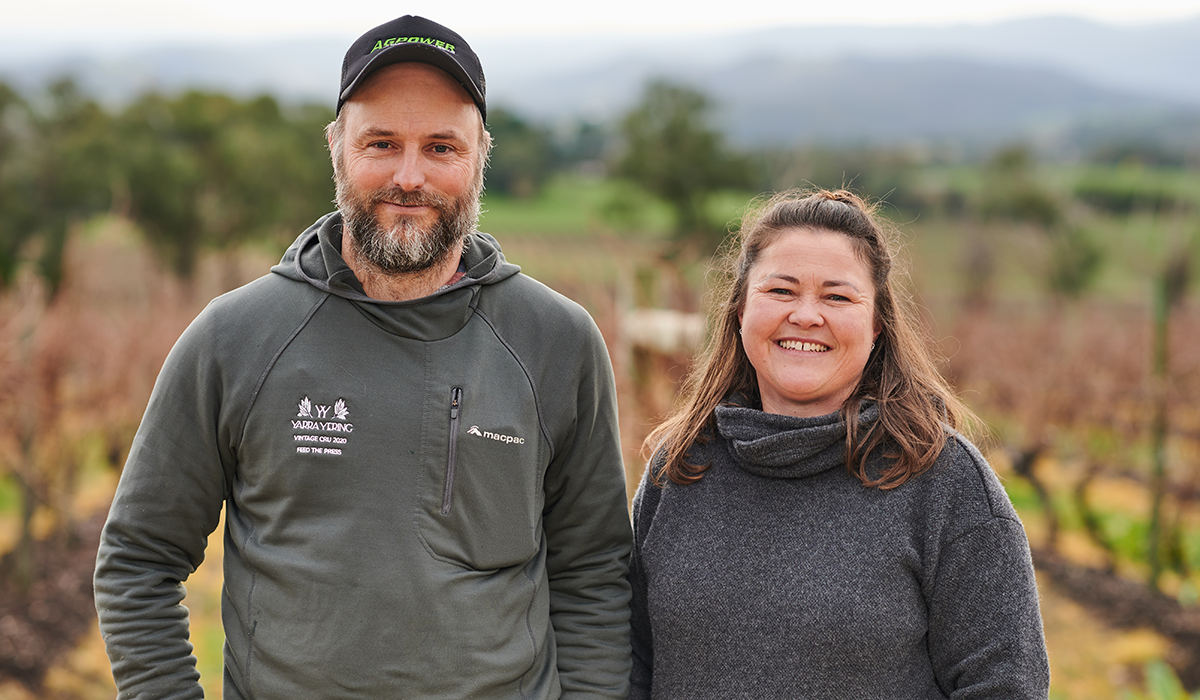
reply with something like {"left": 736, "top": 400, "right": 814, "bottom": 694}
{"left": 270, "top": 212, "right": 522, "bottom": 340}
{"left": 273, "top": 212, "right": 520, "bottom": 301}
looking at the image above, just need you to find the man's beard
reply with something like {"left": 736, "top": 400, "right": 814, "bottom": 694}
{"left": 336, "top": 173, "right": 481, "bottom": 275}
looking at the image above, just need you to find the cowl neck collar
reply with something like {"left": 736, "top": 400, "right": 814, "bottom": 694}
{"left": 714, "top": 402, "right": 879, "bottom": 479}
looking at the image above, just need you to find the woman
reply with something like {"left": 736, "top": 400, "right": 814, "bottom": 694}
{"left": 629, "top": 189, "right": 1049, "bottom": 699}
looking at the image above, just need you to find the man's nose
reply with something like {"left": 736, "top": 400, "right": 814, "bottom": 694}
{"left": 391, "top": 149, "right": 426, "bottom": 191}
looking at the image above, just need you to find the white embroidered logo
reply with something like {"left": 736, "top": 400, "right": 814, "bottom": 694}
{"left": 292, "top": 396, "right": 353, "bottom": 456}
{"left": 466, "top": 424, "right": 525, "bottom": 445}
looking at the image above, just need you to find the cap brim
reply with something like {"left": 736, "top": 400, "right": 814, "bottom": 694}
{"left": 338, "top": 43, "right": 485, "bottom": 117}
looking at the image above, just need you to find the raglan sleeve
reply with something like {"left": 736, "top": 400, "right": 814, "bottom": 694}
{"left": 93, "top": 308, "right": 236, "bottom": 700}
{"left": 926, "top": 441, "right": 1051, "bottom": 699}
{"left": 540, "top": 313, "right": 633, "bottom": 700}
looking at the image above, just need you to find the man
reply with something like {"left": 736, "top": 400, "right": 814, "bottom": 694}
{"left": 94, "top": 15, "right": 632, "bottom": 700}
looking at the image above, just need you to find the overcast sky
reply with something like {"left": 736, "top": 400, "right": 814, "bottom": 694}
{"left": 9, "top": 0, "right": 1200, "bottom": 51}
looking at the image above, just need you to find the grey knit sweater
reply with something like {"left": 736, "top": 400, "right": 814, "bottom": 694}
{"left": 629, "top": 404, "right": 1049, "bottom": 699}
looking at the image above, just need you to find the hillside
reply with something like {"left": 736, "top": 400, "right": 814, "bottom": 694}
{"left": 2, "top": 15, "right": 1198, "bottom": 149}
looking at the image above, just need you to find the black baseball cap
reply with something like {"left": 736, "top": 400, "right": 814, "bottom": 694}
{"left": 337, "top": 15, "right": 486, "bottom": 121}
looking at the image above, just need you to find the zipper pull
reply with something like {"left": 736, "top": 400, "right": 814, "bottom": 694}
{"left": 450, "top": 387, "right": 461, "bottom": 419}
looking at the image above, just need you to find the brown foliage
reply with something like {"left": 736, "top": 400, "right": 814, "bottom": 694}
{"left": 947, "top": 298, "right": 1200, "bottom": 686}
{"left": 0, "top": 516, "right": 102, "bottom": 691}
{"left": 0, "top": 218, "right": 255, "bottom": 690}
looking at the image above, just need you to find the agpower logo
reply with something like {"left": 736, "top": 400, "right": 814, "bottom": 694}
{"left": 466, "top": 425, "right": 525, "bottom": 445}
{"left": 371, "top": 36, "right": 455, "bottom": 54}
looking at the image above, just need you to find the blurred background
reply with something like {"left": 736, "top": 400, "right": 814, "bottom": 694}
{"left": 1, "top": 1, "right": 1199, "bottom": 698}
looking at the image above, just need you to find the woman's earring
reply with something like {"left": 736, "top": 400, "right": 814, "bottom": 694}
{"left": 871, "top": 342, "right": 875, "bottom": 350}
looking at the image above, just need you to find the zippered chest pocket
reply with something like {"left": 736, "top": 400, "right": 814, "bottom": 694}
{"left": 442, "top": 386, "right": 463, "bottom": 515}
{"left": 416, "top": 386, "right": 544, "bottom": 570}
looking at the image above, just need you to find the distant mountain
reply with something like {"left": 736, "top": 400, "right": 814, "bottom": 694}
{"left": 480, "top": 14, "right": 1200, "bottom": 111}
{"left": 2, "top": 15, "right": 1197, "bottom": 149}
{"left": 513, "top": 54, "right": 1193, "bottom": 148}
{"left": 2, "top": 40, "right": 343, "bottom": 107}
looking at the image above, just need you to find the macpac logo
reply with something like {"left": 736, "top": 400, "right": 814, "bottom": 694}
{"left": 371, "top": 37, "right": 455, "bottom": 54}
{"left": 466, "top": 425, "right": 525, "bottom": 445}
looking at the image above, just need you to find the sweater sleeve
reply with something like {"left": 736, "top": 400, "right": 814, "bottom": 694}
{"left": 628, "top": 467, "right": 661, "bottom": 700}
{"left": 927, "top": 515, "right": 1051, "bottom": 699}
{"left": 93, "top": 309, "right": 234, "bottom": 700}
{"left": 540, "top": 318, "right": 633, "bottom": 700}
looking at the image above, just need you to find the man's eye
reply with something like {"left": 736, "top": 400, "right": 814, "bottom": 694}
{"left": 432, "top": 144, "right": 451, "bottom": 154}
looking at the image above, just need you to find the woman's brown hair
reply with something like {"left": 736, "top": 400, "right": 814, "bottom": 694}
{"left": 643, "top": 188, "right": 977, "bottom": 489}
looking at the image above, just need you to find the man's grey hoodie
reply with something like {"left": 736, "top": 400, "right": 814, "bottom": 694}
{"left": 94, "top": 214, "right": 633, "bottom": 700}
